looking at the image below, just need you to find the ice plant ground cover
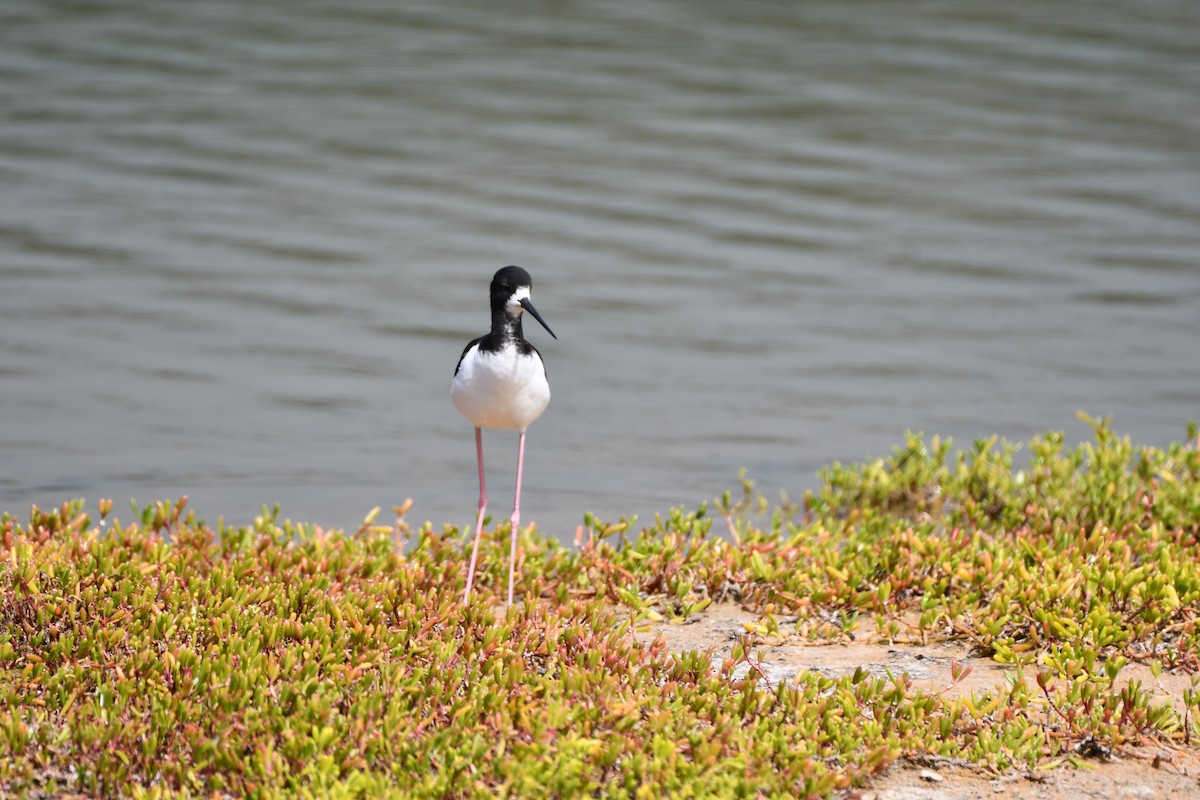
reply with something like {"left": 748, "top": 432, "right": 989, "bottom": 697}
{"left": 2, "top": 415, "right": 1199, "bottom": 798}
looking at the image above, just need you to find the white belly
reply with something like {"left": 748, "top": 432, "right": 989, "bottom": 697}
{"left": 451, "top": 343, "right": 551, "bottom": 430}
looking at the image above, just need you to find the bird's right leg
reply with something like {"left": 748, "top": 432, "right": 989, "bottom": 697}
{"left": 463, "top": 426, "right": 487, "bottom": 603}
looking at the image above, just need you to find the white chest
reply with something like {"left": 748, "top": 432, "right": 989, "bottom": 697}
{"left": 451, "top": 342, "right": 551, "bottom": 431}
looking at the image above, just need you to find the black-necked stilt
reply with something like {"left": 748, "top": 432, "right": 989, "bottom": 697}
{"left": 451, "top": 265, "right": 556, "bottom": 604}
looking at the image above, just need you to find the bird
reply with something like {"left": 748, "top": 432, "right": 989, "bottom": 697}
{"left": 451, "top": 265, "right": 556, "bottom": 605}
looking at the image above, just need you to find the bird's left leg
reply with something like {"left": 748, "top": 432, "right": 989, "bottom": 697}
{"left": 507, "top": 429, "right": 527, "bottom": 606}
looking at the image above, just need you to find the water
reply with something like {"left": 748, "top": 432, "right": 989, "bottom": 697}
{"left": 2, "top": 0, "right": 1198, "bottom": 537}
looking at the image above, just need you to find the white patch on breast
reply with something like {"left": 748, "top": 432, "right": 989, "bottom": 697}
{"left": 450, "top": 340, "right": 551, "bottom": 431}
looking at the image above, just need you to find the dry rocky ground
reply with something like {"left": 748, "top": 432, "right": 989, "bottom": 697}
{"left": 641, "top": 604, "right": 1200, "bottom": 800}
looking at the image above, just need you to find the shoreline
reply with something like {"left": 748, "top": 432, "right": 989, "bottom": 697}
{"left": 3, "top": 423, "right": 1198, "bottom": 797}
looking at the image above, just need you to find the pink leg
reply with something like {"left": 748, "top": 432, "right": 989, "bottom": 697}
{"left": 463, "top": 427, "right": 487, "bottom": 603}
{"left": 507, "top": 429, "right": 527, "bottom": 606}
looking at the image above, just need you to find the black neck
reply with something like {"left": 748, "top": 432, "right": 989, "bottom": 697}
{"left": 491, "top": 308, "right": 524, "bottom": 343}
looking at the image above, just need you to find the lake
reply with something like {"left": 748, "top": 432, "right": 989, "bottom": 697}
{"left": 2, "top": 0, "right": 1198, "bottom": 537}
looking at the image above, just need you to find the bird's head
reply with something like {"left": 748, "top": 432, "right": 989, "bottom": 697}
{"left": 491, "top": 265, "right": 556, "bottom": 339}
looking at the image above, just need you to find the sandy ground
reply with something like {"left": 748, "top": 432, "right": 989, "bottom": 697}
{"left": 639, "top": 604, "right": 1200, "bottom": 800}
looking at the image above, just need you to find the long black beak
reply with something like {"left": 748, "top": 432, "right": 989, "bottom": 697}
{"left": 519, "top": 298, "right": 557, "bottom": 339}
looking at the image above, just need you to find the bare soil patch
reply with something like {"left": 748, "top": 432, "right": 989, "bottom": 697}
{"left": 640, "top": 603, "right": 1200, "bottom": 800}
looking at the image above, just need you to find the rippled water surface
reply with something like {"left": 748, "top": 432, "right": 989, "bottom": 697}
{"left": 3, "top": 0, "right": 1198, "bottom": 535}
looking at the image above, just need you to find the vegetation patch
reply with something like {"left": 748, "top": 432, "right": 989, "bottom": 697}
{"left": 2, "top": 415, "right": 1199, "bottom": 797}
